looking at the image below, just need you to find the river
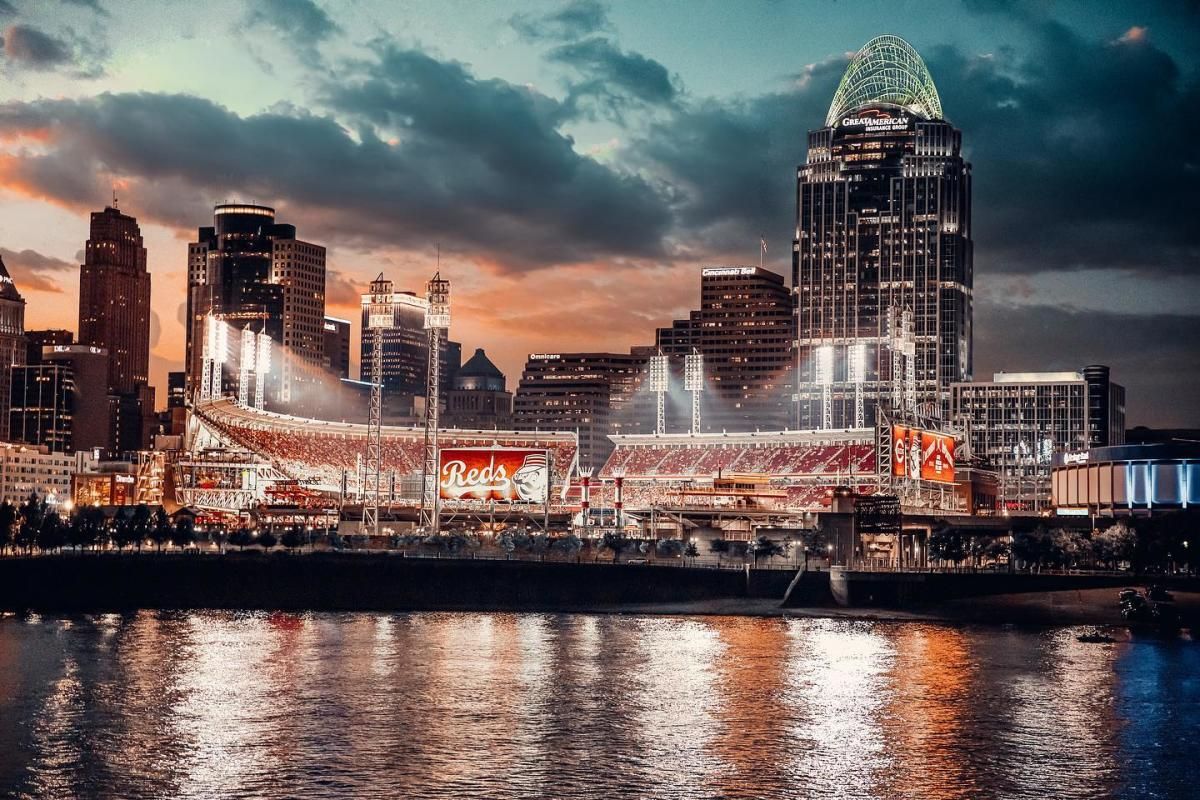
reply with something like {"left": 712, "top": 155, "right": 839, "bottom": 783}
{"left": 0, "top": 612, "right": 1196, "bottom": 799}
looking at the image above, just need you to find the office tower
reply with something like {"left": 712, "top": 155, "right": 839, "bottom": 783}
{"left": 951, "top": 366, "right": 1126, "bottom": 512}
{"left": 656, "top": 266, "right": 795, "bottom": 433}
{"left": 322, "top": 316, "right": 352, "bottom": 379}
{"left": 513, "top": 352, "right": 649, "bottom": 471}
{"left": 43, "top": 345, "right": 109, "bottom": 453}
{"left": 167, "top": 371, "right": 186, "bottom": 409}
{"left": 0, "top": 254, "right": 26, "bottom": 441}
{"left": 9, "top": 364, "right": 74, "bottom": 452}
{"left": 24, "top": 330, "right": 73, "bottom": 365}
{"left": 445, "top": 348, "right": 513, "bottom": 429}
{"left": 186, "top": 204, "right": 326, "bottom": 408}
{"left": 794, "top": 35, "right": 972, "bottom": 428}
{"left": 357, "top": 276, "right": 460, "bottom": 400}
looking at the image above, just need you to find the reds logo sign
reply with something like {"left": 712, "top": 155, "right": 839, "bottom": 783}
{"left": 439, "top": 448, "right": 549, "bottom": 503}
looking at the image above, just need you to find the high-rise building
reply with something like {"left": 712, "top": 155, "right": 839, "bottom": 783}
{"left": 951, "top": 367, "right": 1125, "bottom": 513}
{"left": 43, "top": 345, "right": 109, "bottom": 453}
{"left": 9, "top": 364, "right": 74, "bottom": 452}
{"left": 322, "top": 316, "right": 352, "bottom": 379}
{"left": 358, "top": 276, "right": 460, "bottom": 401}
{"left": 24, "top": 330, "right": 73, "bottom": 365}
{"left": 794, "top": 35, "right": 972, "bottom": 429}
{"left": 0, "top": 254, "right": 26, "bottom": 442}
{"left": 186, "top": 204, "right": 326, "bottom": 409}
{"left": 78, "top": 205, "right": 154, "bottom": 452}
{"left": 167, "top": 371, "right": 187, "bottom": 409}
{"left": 445, "top": 348, "right": 513, "bottom": 430}
{"left": 656, "top": 266, "right": 795, "bottom": 432}
{"left": 514, "top": 352, "right": 649, "bottom": 471}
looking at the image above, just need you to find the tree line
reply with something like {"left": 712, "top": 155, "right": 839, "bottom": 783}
{"left": 0, "top": 496, "right": 196, "bottom": 555}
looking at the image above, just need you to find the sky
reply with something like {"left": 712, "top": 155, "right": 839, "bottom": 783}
{"left": 0, "top": 0, "right": 1197, "bottom": 427}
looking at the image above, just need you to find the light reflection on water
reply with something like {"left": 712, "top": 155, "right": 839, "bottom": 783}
{"left": 0, "top": 612, "right": 1195, "bottom": 799}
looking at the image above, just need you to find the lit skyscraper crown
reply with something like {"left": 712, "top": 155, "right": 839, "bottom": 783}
{"left": 825, "top": 35, "right": 943, "bottom": 126}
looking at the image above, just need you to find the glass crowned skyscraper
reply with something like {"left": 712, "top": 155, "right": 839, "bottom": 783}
{"left": 793, "top": 35, "right": 972, "bottom": 429}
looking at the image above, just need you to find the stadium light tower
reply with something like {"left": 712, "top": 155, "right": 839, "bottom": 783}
{"left": 649, "top": 351, "right": 669, "bottom": 435}
{"left": 815, "top": 343, "right": 834, "bottom": 430}
{"left": 420, "top": 271, "right": 451, "bottom": 536}
{"left": 362, "top": 275, "right": 395, "bottom": 537}
{"left": 254, "top": 331, "right": 271, "bottom": 411}
{"left": 848, "top": 341, "right": 866, "bottom": 429}
{"left": 199, "top": 314, "right": 229, "bottom": 402}
{"left": 684, "top": 348, "right": 704, "bottom": 435}
{"left": 887, "top": 306, "right": 916, "bottom": 415}
{"left": 238, "top": 326, "right": 254, "bottom": 407}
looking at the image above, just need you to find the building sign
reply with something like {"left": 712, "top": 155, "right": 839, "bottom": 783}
{"left": 837, "top": 108, "right": 913, "bottom": 132}
{"left": 892, "top": 425, "right": 956, "bottom": 484}
{"left": 438, "top": 447, "right": 550, "bottom": 503}
{"left": 701, "top": 267, "right": 758, "bottom": 277}
{"left": 856, "top": 495, "right": 901, "bottom": 535}
{"left": 529, "top": 353, "right": 561, "bottom": 361}
{"left": 1063, "top": 451, "right": 1089, "bottom": 465}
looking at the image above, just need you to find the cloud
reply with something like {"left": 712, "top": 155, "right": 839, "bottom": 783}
{"left": 1, "top": 24, "right": 73, "bottom": 69}
{"left": 511, "top": 0, "right": 612, "bottom": 42}
{"left": 0, "top": 46, "right": 672, "bottom": 269}
{"left": 245, "top": 0, "right": 340, "bottom": 58}
{"left": 0, "top": 246, "right": 75, "bottom": 293}
{"left": 550, "top": 38, "right": 679, "bottom": 120}
{"left": 0, "top": 2, "right": 16, "bottom": 18}
{"left": 975, "top": 300, "right": 1200, "bottom": 427}
{"left": 325, "top": 268, "right": 363, "bottom": 307}
{"left": 0, "top": 22, "right": 106, "bottom": 76}
{"left": 62, "top": 0, "right": 108, "bottom": 17}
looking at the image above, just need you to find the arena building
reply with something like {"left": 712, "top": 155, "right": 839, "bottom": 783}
{"left": 1052, "top": 442, "right": 1200, "bottom": 517}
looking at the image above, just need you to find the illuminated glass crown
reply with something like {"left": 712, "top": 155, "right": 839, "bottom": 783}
{"left": 825, "top": 35, "right": 943, "bottom": 126}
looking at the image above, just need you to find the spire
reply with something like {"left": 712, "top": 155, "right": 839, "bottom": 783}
{"left": 0, "top": 253, "right": 26, "bottom": 303}
{"left": 826, "top": 35, "right": 943, "bottom": 126}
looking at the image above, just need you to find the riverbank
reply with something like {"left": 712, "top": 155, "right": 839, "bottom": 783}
{"left": 2, "top": 554, "right": 1194, "bottom": 629}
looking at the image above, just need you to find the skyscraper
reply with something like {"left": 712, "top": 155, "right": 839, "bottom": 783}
{"left": 78, "top": 205, "right": 153, "bottom": 452}
{"left": 656, "top": 266, "right": 795, "bottom": 432}
{"left": 793, "top": 35, "right": 972, "bottom": 429}
{"left": 322, "top": 316, "right": 351, "bottom": 379}
{"left": 187, "top": 204, "right": 326, "bottom": 409}
{"left": 358, "top": 276, "right": 460, "bottom": 400}
{"left": 0, "top": 254, "right": 26, "bottom": 442}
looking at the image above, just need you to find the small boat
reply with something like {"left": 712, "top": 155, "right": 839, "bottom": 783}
{"left": 1077, "top": 630, "right": 1117, "bottom": 644}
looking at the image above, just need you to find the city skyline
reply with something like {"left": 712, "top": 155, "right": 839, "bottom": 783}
{"left": 0, "top": 0, "right": 1197, "bottom": 426}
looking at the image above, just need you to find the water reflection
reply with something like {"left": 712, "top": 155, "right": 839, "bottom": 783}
{"left": 0, "top": 613, "right": 1195, "bottom": 799}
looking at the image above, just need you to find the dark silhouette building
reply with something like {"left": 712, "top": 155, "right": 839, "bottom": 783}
{"left": 0, "top": 253, "right": 26, "bottom": 442}
{"left": 445, "top": 348, "right": 512, "bottom": 429}
{"left": 24, "top": 329, "right": 73, "bottom": 365}
{"left": 794, "top": 35, "right": 972, "bottom": 428}
{"left": 43, "top": 345, "right": 109, "bottom": 453}
{"left": 9, "top": 363, "right": 74, "bottom": 452}
{"left": 358, "top": 276, "right": 460, "bottom": 401}
{"left": 323, "top": 316, "right": 351, "bottom": 380}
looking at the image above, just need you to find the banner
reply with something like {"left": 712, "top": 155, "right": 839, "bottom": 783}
{"left": 892, "top": 425, "right": 921, "bottom": 480}
{"left": 920, "top": 431, "right": 956, "bottom": 484}
{"left": 438, "top": 448, "right": 549, "bottom": 503}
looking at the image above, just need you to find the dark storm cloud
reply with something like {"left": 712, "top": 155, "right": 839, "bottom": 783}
{"left": 975, "top": 301, "right": 1200, "bottom": 427}
{"left": 0, "top": 2, "right": 17, "bottom": 19}
{"left": 0, "top": 46, "right": 671, "bottom": 268}
{"left": 550, "top": 38, "right": 678, "bottom": 120}
{"left": 245, "top": 0, "right": 340, "bottom": 52}
{"left": 1, "top": 24, "right": 73, "bottom": 69}
{"left": 0, "top": 246, "right": 75, "bottom": 293}
{"left": 62, "top": 0, "right": 108, "bottom": 17}
{"left": 510, "top": 0, "right": 611, "bottom": 43}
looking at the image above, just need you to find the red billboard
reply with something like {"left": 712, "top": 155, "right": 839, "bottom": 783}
{"left": 892, "top": 425, "right": 956, "bottom": 484}
{"left": 920, "top": 431, "right": 956, "bottom": 484}
{"left": 438, "top": 447, "right": 550, "bottom": 503}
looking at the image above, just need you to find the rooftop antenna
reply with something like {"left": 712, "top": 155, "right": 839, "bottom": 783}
{"left": 112, "top": 187, "right": 119, "bottom": 210}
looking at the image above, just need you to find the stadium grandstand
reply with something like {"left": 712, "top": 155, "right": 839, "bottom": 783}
{"left": 190, "top": 398, "right": 578, "bottom": 501}
{"left": 598, "top": 429, "right": 877, "bottom": 512}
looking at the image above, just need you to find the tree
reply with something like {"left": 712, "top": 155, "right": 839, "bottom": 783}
{"left": 16, "top": 494, "right": 46, "bottom": 554}
{"left": 172, "top": 517, "right": 196, "bottom": 551}
{"left": 36, "top": 514, "right": 66, "bottom": 553}
{"left": 655, "top": 538, "right": 684, "bottom": 559}
{"left": 112, "top": 509, "right": 138, "bottom": 551}
{"left": 749, "top": 535, "right": 785, "bottom": 566}
{"left": 1092, "top": 522, "right": 1135, "bottom": 570}
{"left": 683, "top": 540, "right": 699, "bottom": 565}
{"left": 1012, "top": 526, "right": 1051, "bottom": 571}
{"left": 280, "top": 527, "right": 304, "bottom": 551}
{"left": 602, "top": 531, "right": 631, "bottom": 563}
{"left": 151, "top": 508, "right": 173, "bottom": 551}
{"left": 929, "top": 528, "right": 965, "bottom": 566}
{"left": 256, "top": 529, "right": 276, "bottom": 550}
{"left": 0, "top": 501, "right": 15, "bottom": 554}
{"left": 229, "top": 527, "right": 253, "bottom": 551}
{"left": 130, "top": 504, "right": 152, "bottom": 551}
{"left": 553, "top": 534, "right": 583, "bottom": 559}
{"left": 68, "top": 507, "right": 104, "bottom": 552}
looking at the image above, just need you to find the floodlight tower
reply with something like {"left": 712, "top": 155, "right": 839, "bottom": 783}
{"left": 362, "top": 275, "right": 395, "bottom": 537}
{"left": 684, "top": 348, "right": 703, "bottom": 435}
{"left": 253, "top": 332, "right": 271, "bottom": 410}
{"left": 578, "top": 468, "right": 592, "bottom": 533}
{"left": 420, "top": 271, "right": 451, "bottom": 535}
{"left": 649, "top": 351, "right": 669, "bottom": 435}
{"left": 848, "top": 341, "right": 866, "bottom": 429}
{"left": 815, "top": 343, "right": 834, "bottom": 430}
{"left": 887, "top": 306, "right": 916, "bottom": 415}
{"left": 238, "top": 326, "right": 254, "bottom": 407}
{"left": 199, "top": 314, "right": 228, "bottom": 402}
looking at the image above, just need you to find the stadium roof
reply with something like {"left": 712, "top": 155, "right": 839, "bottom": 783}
{"left": 826, "top": 34, "right": 943, "bottom": 126}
